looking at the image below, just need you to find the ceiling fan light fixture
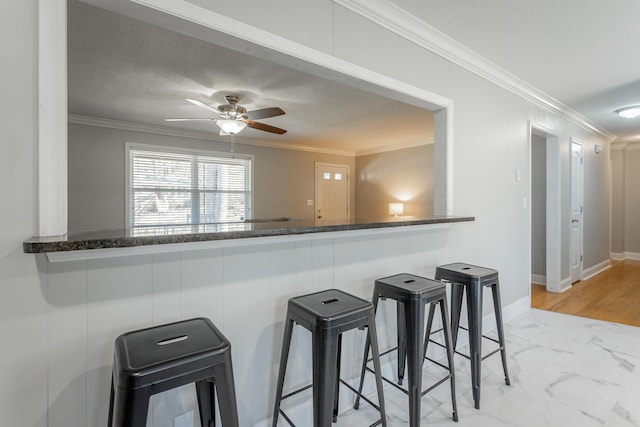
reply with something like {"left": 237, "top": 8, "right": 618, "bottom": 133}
{"left": 616, "top": 106, "right": 640, "bottom": 119}
{"left": 216, "top": 119, "right": 247, "bottom": 135}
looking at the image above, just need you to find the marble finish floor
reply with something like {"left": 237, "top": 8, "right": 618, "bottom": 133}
{"left": 334, "top": 308, "right": 640, "bottom": 427}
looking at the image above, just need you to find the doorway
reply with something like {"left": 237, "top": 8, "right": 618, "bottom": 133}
{"left": 529, "top": 124, "right": 564, "bottom": 293}
{"left": 315, "top": 163, "right": 350, "bottom": 226}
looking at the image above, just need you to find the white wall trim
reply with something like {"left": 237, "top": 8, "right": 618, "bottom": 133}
{"left": 69, "top": 114, "right": 356, "bottom": 157}
{"left": 39, "top": 0, "right": 68, "bottom": 236}
{"left": 546, "top": 277, "right": 572, "bottom": 294}
{"left": 610, "top": 252, "right": 640, "bottom": 261}
{"left": 333, "top": 0, "right": 616, "bottom": 142}
{"left": 610, "top": 252, "right": 625, "bottom": 261}
{"left": 531, "top": 274, "right": 546, "bottom": 285}
{"left": 582, "top": 259, "right": 611, "bottom": 281}
{"left": 355, "top": 138, "right": 434, "bottom": 157}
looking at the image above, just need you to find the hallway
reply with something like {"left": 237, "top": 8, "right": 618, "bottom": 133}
{"left": 532, "top": 260, "right": 640, "bottom": 327}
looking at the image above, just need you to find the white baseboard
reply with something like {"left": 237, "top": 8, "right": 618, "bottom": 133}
{"left": 610, "top": 252, "right": 640, "bottom": 261}
{"left": 531, "top": 274, "right": 546, "bottom": 285}
{"left": 558, "top": 277, "right": 572, "bottom": 293}
{"left": 253, "top": 297, "right": 531, "bottom": 427}
{"left": 582, "top": 259, "right": 611, "bottom": 281}
{"left": 546, "top": 277, "right": 572, "bottom": 294}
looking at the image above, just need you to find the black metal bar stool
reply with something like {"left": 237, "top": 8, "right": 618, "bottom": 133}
{"left": 272, "top": 289, "right": 387, "bottom": 427}
{"left": 108, "top": 317, "right": 239, "bottom": 427}
{"left": 354, "top": 273, "right": 458, "bottom": 426}
{"left": 435, "top": 262, "right": 511, "bottom": 409}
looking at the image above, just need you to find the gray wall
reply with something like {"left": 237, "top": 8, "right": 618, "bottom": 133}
{"left": 624, "top": 149, "right": 640, "bottom": 253}
{"left": 582, "top": 140, "right": 612, "bottom": 267}
{"left": 68, "top": 123, "right": 356, "bottom": 231}
{"left": 611, "top": 148, "right": 625, "bottom": 253}
{"left": 531, "top": 133, "right": 546, "bottom": 276}
{"left": 355, "top": 144, "right": 433, "bottom": 220}
{"left": 610, "top": 145, "right": 640, "bottom": 255}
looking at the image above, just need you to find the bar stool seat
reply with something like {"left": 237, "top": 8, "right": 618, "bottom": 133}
{"left": 435, "top": 263, "right": 511, "bottom": 409}
{"left": 355, "top": 273, "right": 458, "bottom": 426}
{"left": 108, "top": 317, "right": 239, "bottom": 427}
{"left": 272, "top": 289, "right": 387, "bottom": 427}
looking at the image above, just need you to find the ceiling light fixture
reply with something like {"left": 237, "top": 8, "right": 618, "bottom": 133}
{"left": 616, "top": 106, "right": 640, "bottom": 119}
{"left": 217, "top": 120, "right": 248, "bottom": 135}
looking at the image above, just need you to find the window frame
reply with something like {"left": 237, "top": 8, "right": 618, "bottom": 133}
{"left": 125, "top": 143, "right": 253, "bottom": 229}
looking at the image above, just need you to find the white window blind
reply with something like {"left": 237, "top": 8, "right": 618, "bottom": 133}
{"left": 128, "top": 147, "right": 252, "bottom": 230}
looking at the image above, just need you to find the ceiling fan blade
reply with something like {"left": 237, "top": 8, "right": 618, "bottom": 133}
{"left": 185, "top": 98, "right": 223, "bottom": 116}
{"left": 244, "top": 107, "right": 285, "bottom": 120}
{"left": 245, "top": 120, "right": 287, "bottom": 135}
{"left": 164, "top": 118, "right": 216, "bottom": 121}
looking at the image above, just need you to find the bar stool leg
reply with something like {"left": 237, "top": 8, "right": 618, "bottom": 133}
{"left": 422, "top": 303, "right": 437, "bottom": 360}
{"left": 272, "top": 318, "right": 295, "bottom": 427}
{"left": 366, "top": 313, "right": 388, "bottom": 427}
{"left": 108, "top": 379, "right": 115, "bottom": 427}
{"left": 312, "top": 328, "right": 340, "bottom": 427}
{"left": 450, "top": 283, "right": 464, "bottom": 350}
{"left": 466, "top": 284, "right": 483, "bottom": 409}
{"left": 491, "top": 282, "right": 511, "bottom": 386}
{"left": 439, "top": 299, "right": 459, "bottom": 422}
{"left": 214, "top": 358, "right": 240, "bottom": 427}
{"left": 397, "top": 302, "right": 407, "bottom": 385}
{"left": 111, "top": 388, "right": 151, "bottom": 427}
{"left": 403, "top": 299, "right": 425, "bottom": 427}
{"left": 332, "top": 334, "right": 343, "bottom": 422}
{"left": 353, "top": 293, "right": 379, "bottom": 410}
{"left": 195, "top": 379, "right": 216, "bottom": 427}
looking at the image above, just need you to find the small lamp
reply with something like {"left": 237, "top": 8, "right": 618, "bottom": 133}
{"left": 389, "top": 202, "right": 404, "bottom": 217}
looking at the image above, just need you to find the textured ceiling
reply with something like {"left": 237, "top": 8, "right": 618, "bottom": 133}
{"left": 67, "top": 0, "right": 434, "bottom": 153}
{"left": 389, "top": 0, "right": 640, "bottom": 142}
{"left": 70, "top": 0, "right": 640, "bottom": 146}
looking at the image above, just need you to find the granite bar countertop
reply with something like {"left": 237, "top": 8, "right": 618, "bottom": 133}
{"left": 23, "top": 215, "right": 474, "bottom": 254}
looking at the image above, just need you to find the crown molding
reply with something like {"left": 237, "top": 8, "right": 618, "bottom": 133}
{"left": 356, "top": 138, "right": 433, "bottom": 157}
{"left": 611, "top": 141, "right": 640, "bottom": 151}
{"left": 333, "top": 0, "right": 616, "bottom": 142}
{"left": 69, "top": 114, "right": 356, "bottom": 156}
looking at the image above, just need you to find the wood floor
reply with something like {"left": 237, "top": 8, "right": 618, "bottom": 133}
{"left": 531, "top": 259, "right": 640, "bottom": 327}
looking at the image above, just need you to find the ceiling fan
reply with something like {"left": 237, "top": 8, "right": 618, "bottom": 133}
{"left": 165, "top": 95, "right": 287, "bottom": 135}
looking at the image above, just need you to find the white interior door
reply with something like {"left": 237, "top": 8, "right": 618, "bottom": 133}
{"left": 570, "top": 140, "right": 583, "bottom": 283}
{"left": 315, "top": 163, "right": 349, "bottom": 226}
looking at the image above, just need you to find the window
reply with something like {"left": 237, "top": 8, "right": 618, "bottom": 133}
{"left": 127, "top": 145, "right": 252, "bottom": 231}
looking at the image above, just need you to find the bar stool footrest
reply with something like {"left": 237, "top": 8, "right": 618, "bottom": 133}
{"left": 277, "top": 379, "right": 384, "bottom": 427}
